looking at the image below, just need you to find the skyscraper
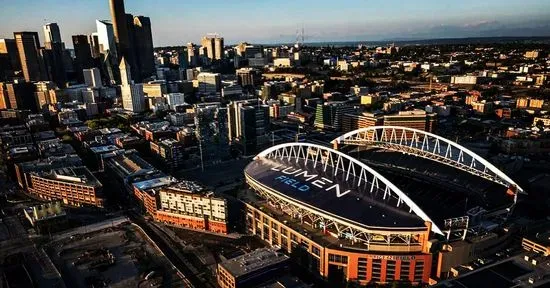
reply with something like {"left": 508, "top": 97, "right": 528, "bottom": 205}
{"left": 14, "top": 32, "right": 45, "bottom": 82}
{"left": 201, "top": 36, "right": 215, "bottom": 60}
{"left": 187, "top": 43, "right": 198, "bottom": 67}
{"left": 5, "top": 81, "right": 37, "bottom": 112}
{"left": 194, "top": 104, "right": 230, "bottom": 164}
{"left": 227, "top": 99, "right": 270, "bottom": 154}
{"left": 41, "top": 23, "right": 67, "bottom": 88}
{"left": 201, "top": 35, "right": 224, "bottom": 61}
{"left": 0, "top": 39, "right": 20, "bottom": 71}
{"left": 88, "top": 33, "right": 101, "bottom": 59}
{"left": 133, "top": 16, "right": 155, "bottom": 81}
{"left": 41, "top": 44, "right": 67, "bottom": 88}
{"left": 119, "top": 57, "right": 144, "bottom": 112}
{"left": 214, "top": 37, "right": 224, "bottom": 60}
{"left": 109, "top": 0, "right": 130, "bottom": 58}
{"left": 95, "top": 20, "right": 116, "bottom": 57}
{"left": 43, "top": 23, "right": 62, "bottom": 46}
{"left": 83, "top": 68, "right": 102, "bottom": 88}
{"left": 72, "top": 35, "right": 94, "bottom": 82}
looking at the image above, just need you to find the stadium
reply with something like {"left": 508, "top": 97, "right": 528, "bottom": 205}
{"left": 243, "top": 126, "right": 523, "bottom": 285}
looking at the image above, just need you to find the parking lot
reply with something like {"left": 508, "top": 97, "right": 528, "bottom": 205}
{"left": 48, "top": 223, "right": 184, "bottom": 288}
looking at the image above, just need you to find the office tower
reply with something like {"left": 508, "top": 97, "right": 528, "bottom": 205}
{"left": 14, "top": 32, "right": 45, "bottom": 82}
{"left": 88, "top": 33, "right": 101, "bottom": 59}
{"left": 43, "top": 23, "right": 62, "bottom": 46}
{"left": 40, "top": 23, "right": 68, "bottom": 87}
{"left": 236, "top": 67, "right": 261, "bottom": 87}
{"left": 83, "top": 68, "right": 102, "bottom": 88}
{"left": 197, "top": 72, "right": 221, "bottom": 94}
{"left": 214, "top": 37, "right": 224, "bottom": 60}
{"left": 34, "top": 81, "right": 57, "bottom": 110}
{"left": 41, "top": 44, "right": 67, "bottom": 88}
{"left": 314, "top": 101, "right": 356, "bottom": 131}
{"left": 109, "top": 0, "right": 130, "bottom": 59}
{"left": 164, "top": 93, "right": 185, "bottom": 110}
{"left": 119, "top": 57, "right": 144, "bottom": 112}
{"left": 96, "top": 20, "right": 117, "bottom": 58}
{"left": 201, "top": 35, "right": 224, "bottom": 61}
{"left": 72, "top": 35, "right": 94, "bottom": 82}
{"left": 0, "top": 39, "right": 21, "bottom": 71}
{"left": 187, "top": 43, "right": 198, "bottom": 66}
{"left": 194, "top": 104, "right": 230, "bottom": 163}
{"left": 227, "top": 99, "right": 270, "bottom": 154}
{"left": 5, "top": 81, "right": 37, "bottom": 111}
{"left": 200, "top": 36, "right": 215, "bottom": 61}
{"left": 124, "top": 13, "right": 139, "bottom": 83}
{"left": 133, "top": 16, "right": 155, "bottom": 80}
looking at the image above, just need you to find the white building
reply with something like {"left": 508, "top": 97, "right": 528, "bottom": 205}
{"left": 83, "top": 68, "right": 102, "bottom": 88}
{"left": 451, "top": 75, "right": 478, "bottom": 85}
{"left": 164, "top": 93, "right": 186, "bottom": 110}
{"left": 120, "top": 57, "right": 145, "bottom": 113}
{"left": 95, "top": 20, "right": 116, "bottom": 57}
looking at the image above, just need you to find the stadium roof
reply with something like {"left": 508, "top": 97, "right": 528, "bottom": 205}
{"left": 245, "top": 144, "right": 430, "bottom": 232}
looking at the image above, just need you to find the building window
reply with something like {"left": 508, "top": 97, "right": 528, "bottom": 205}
{"left": 328, "top": 254, "right": 348, "bottom": 264}
{"left": 312, "top": 246, "right": 320, "bottom": 256}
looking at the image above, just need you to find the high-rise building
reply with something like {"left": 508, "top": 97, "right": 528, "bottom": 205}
{"left": 95, "top": 20, "right": 117, "bottom": 58}
{"left": 109, "top": 0, "right": 130, "bottom": 59}
{"left": 133, "top": 16, "right": 155, "bottom": 81}
{"left": 0, "top": 39, "right": 20, "bottom": 71}
{"left": 40, "top": 23, "right": 67, "bottom": 88}
{"left": 83, "top": 68, "right": 102, "bottom": 88}
{"left": 72, "top": 35, "right": 94, "bottom": 83}
{"left": 41, "top": 43, "right": 67, "bottom": 88}
{"left": 194, "top": 104, "right": 230, "bottom": 163}
{"left": 197, "top": 72, "right": 221, "bottom": 94}
{"left": 228, "top": 99, "right": 270, "bottom": 154}
{"left": 186, "top": 43, "right": 198, "bottom": 66}
{"left": 119, "top": 57, "right": 144, "bottom": 112}
{"left": 43, "top": 23, "right": 62, "bottom": 46}
{"left": 214, "top": 37, "right": 224, "bottom": 60}
{"left": 201, "top": 35, "right": 224, "bottom": 61}
{"left": 14, "top": 32, "right": 45, "bottom": 82}
{"left": 5, "top": 81, "right": 37, "bottom": 111}
{"left": 164, "top": 93, "right": 185, "bottom": 110}
{"left": 314, "top": 101, "right": 356, "bottom": 131}
{"left": 236, "top": 67, "right": 261, "bottom": 87}
{"left": 88, "top": 33, "right": 101, "bottom": 59}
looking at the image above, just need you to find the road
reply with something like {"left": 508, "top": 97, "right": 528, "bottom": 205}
{"left": 127, "top": 212, "right": 216, "bottom": 288}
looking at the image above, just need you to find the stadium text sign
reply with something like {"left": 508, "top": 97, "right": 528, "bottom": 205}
{"left": 271, "top": 165, "right": 351, "bottom": 197}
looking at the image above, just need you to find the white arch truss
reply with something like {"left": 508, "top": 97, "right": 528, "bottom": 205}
{"left": 255, "top": 143, "right": 444, "bottom": 235}
{"left": 332, "top": 126, "right": 524, "bottom": 195}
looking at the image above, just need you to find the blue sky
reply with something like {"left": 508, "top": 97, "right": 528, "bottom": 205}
{"left": 1, "top": 0, "right": 550, "bottom": 47}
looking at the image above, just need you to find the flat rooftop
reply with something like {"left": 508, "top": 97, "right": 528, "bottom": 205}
{"left": 133, "top": 176, "right": 178, "bottom": 192}
{"left": 219, "top": 248, "right": 289, "bottom": 278}
{"left": 245, "top": 157, "right": 426, "bottom": 230}
{"left": 34, "top": 166, "right": 102, "bottom": 187}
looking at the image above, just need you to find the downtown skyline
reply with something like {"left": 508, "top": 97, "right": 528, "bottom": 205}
{"left": 1, "top": 0, "right": 550, "bottom": 47}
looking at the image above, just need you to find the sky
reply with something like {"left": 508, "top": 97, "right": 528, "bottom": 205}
{"left": 1, "top": 0, "right": 550, "bottom": 48}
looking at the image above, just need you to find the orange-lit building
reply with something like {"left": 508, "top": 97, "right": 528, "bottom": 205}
{"left": 26, "top": 166, "right": 104, "bottom": 207}
{"left": 245, "top": 202, "right": 432, "bottom": 285}
{"left": 383, "top": 110, "right": 437, "bottom": 133}
{"left": 495, "top": 108, "right": 512, "bottom": 119}
{"left": 155, "top": 182, "right": 228, "bottom": 234}
{"left": 341, "top": 112, "right": 383, "bottom": 133}
{"left": 133, "top": 178, "right": 229, "bottom": 234}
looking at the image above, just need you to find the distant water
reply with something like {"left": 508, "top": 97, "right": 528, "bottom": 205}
{"left": 257, "top": 36, "right": 550, "bottom": 47}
